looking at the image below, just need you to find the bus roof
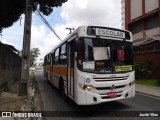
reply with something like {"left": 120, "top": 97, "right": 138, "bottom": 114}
{"left": 44, "top": 25, "right": 132, "bottom": 57}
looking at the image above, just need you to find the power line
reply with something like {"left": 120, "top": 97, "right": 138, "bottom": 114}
{"left": 35, "top": 9, "right": 62, "bottom": 41}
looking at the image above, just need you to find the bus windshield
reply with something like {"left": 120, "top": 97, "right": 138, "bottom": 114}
{"left": 77, "top": 38, "right": 133, "bottom": 73}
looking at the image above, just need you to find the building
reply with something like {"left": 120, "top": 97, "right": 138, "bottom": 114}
{"left": 121, "top": 0, "right": 125, "bottom": 29}
{"left": 122, "top": 0, "right": 160, "bottom": 79}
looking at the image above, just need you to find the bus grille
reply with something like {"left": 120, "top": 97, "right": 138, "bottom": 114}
{"left": 93, "top": 75, "right": 129, "bottom": 82}
{"left": 90, "top": 74, "right": 131, "bottom": 97}
{"left": 96, "top": 85, "right": 126, "bottom": 90}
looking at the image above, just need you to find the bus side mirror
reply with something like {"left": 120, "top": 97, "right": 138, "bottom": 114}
{"left": 74, "top": 37, "right": 79, "bottom": 52}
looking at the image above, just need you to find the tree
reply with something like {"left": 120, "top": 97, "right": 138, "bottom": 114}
{"left": 18, "top": 48, "right": 40, "bottom": 66}
{"left": 0, "top": 0, "right": 68, "bottom": 33}
{"left": 30, "top": 48, "right": 40, "bottom": 66}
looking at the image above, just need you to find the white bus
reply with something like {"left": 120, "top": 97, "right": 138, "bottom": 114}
{"left": 44, "top": 26, "right": 135, "bottom": 105}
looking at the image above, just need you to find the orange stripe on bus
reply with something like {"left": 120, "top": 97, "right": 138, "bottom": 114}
{"left": 44, "top": 66, "right": 74, "bottom": 77}
{"left": 53, "top": 66, "right": 67, "bottom": 76}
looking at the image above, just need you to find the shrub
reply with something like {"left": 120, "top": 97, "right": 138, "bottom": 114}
{"left": 134, "top": 59, "right": 152, "bottom": 79}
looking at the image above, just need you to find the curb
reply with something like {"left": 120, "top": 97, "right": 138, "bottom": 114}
{"left": 136, "top": 84, "right": 160, "bottom": 89}
{"left": 136, "top": 91, "right": 160, "bottom": 99}
{"left": 135, "top": 84, "right": 160, "bottom": 99}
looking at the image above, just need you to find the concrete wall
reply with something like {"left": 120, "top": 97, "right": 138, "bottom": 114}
{"left": 145, "top": 28, "right": 160, "bottom": 36}
{"left": 0, "top": 43, "right": 21, "bottom": 86}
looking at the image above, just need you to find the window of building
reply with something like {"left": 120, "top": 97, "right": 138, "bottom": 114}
{"left": 133, "top": 41, "right": 160, "bottom": 53}
{"left": 129, "top": 20, "right": 143, "bottom": 35}
{"left": 144, "top": 13, "right": 159, "bottom": 30}
{"left": 155, "top": 44, "right": 160, "bottom": 50}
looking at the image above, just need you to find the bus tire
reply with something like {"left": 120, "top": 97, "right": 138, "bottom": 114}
{"left": 47, "top": 80, "right": 51, "bottom": 84}
{"left": 60, "top": 80, "right": 68, "bottom": 101}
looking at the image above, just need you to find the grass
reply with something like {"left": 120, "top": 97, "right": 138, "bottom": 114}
{"left": 136, "top": 79, "right": 160, "bottom": 87}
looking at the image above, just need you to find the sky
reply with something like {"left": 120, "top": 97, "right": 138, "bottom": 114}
{"left": 0, "top": 0, "right": 122, "bottom": 64}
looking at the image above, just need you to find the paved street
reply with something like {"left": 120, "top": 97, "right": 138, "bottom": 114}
{"left": 35, "top": 71, "right": 160, "bottom": 120}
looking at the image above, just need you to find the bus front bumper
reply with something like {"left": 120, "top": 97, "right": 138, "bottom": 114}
{"left": 76, "top": 86, "right": 135, "bottom": 105}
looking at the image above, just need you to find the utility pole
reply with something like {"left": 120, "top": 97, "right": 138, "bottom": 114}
{"left": 66, "top": 27, "right": 75, "bottom": 34}
{"left": 19, "top": 0, "right": 32, "bottom": 96}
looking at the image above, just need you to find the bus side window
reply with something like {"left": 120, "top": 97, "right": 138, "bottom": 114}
{"left": 77, "top": 52, "right": 84, "bottom": 66}
{"left": 60, "top": 43, "right": 67, "bottom": 65}
{"left": 70, "top": 41, "right": 74, "bottom": 68}
{"left": 55, "top": 48, "right": 59, "bottom": 64}
{"left": 77, "top": 39, "right": 84, "bottom": 70}
{"left": 51, "top": 52, "right": 55, "bottom": 65}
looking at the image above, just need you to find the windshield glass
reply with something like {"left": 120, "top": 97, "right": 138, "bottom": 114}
{"left": 77, "top": 38, "right": 133, "bottom": 73}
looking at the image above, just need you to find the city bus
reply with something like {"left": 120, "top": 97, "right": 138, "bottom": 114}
{"left": 44, "top": 26, "right": 135, "bottom": 105}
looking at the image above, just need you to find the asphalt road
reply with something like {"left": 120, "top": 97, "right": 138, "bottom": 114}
{"left": 35, "top": 71, "right": 160, "bottom": 120}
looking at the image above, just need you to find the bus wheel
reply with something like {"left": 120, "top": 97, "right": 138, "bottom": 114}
{"left": 61, "top": 80, "right": 68, "bottom": 101}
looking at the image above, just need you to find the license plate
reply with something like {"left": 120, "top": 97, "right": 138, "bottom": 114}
{"left": 107, "top": 92, "right": 117, "bottom": 97}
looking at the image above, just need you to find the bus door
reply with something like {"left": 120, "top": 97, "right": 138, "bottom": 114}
{"left": 67, "top": 41, "right": 74, "bottom": 98}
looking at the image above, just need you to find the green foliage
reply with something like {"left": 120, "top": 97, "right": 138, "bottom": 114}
{"left": 32, "top": 75, "right": 38, "bottom": 89}
{"left": 31, "top": 71, "right": 38, "bottom": 89}
{"left": 136, "top": 79, "right": 160, "bottom": 87}
{"left": 134, "top": 59, "right": 152, "bottom": 79}
{"left": 0, "top": 0, "right": 25, "bottom": 32}
{"left": 30, "top": 48, "right": 40, "bottom": 66}
{"left": 19, "top": 48, "right": 40, "bottom": 66}
{"left": 30, "top": 104, "right": 36, "bottom": 112}
{"left": 0, "top": 0, "right": 68, "bottom": 33}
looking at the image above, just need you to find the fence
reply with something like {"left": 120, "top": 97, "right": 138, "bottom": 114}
{"left": 0, "top": 42, "right": 21, "bottom": 86}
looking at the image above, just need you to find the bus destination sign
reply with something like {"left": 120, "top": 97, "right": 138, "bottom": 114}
{"left": 96, "top": 28, "right": 125, "bottom": 39}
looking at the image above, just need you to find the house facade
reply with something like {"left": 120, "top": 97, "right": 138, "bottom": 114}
{"left": 122, "top": 0, "right": 160, "bottom": 79}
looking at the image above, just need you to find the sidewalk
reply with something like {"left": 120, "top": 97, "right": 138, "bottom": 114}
{"left": 135, "top": 84, "right": 160, "bottom": 98}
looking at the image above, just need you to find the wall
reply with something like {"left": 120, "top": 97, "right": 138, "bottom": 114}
{"left": 145, "top": 0, "right": 159, "bottom": 13}
{"left": 134, "top": 50, "right": 160, "bottom": 79}
{"left": 131, "top": 0, "right": 142, "bottom": 20}
{"left": 0, "top": 42, "right": 21, "bottom": 86}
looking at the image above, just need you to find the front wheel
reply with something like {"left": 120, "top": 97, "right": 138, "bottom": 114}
{"left": 61, "top": 80, "right": 68, "bottom": 101}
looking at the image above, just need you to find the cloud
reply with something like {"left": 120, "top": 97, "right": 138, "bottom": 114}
{"left": 33, "top": 23, "right": 69, "bottom": 63}
{"left": 1, "top": 39, "right": 15, "bottom": 47}
{"left": 0, "top": 15, "right": 25, "bottom": 50}
{"left": 1, "top": 0, "right": 122, "bottom": 64}
{"left": 31, "top": 25, "right": 46, "bottom": 48}
{"left": 61, "top": 0, "right": 121, "bottom": 28}
{"left": 34, "top": 0, "right": 122, "bottom": 63}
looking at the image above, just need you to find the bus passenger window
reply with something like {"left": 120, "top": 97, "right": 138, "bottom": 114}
{"left": 77, "top": 52, "right": 84, "bottom": 67}
{"left": 60, "top": 43, "right": 67, "bottom": 64}
{"left": 55, "top": 48, "right": 59, "bottom": 64}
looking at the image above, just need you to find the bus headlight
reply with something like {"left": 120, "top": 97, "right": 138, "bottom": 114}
{"left": 79, "top": 84, "right": 94, "bottom": 91}
{"left": 129, "top": 80, "right": 135, "bottom": 86}
{"left": 131, "top": 80, "right": 135, "bottom": 85}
